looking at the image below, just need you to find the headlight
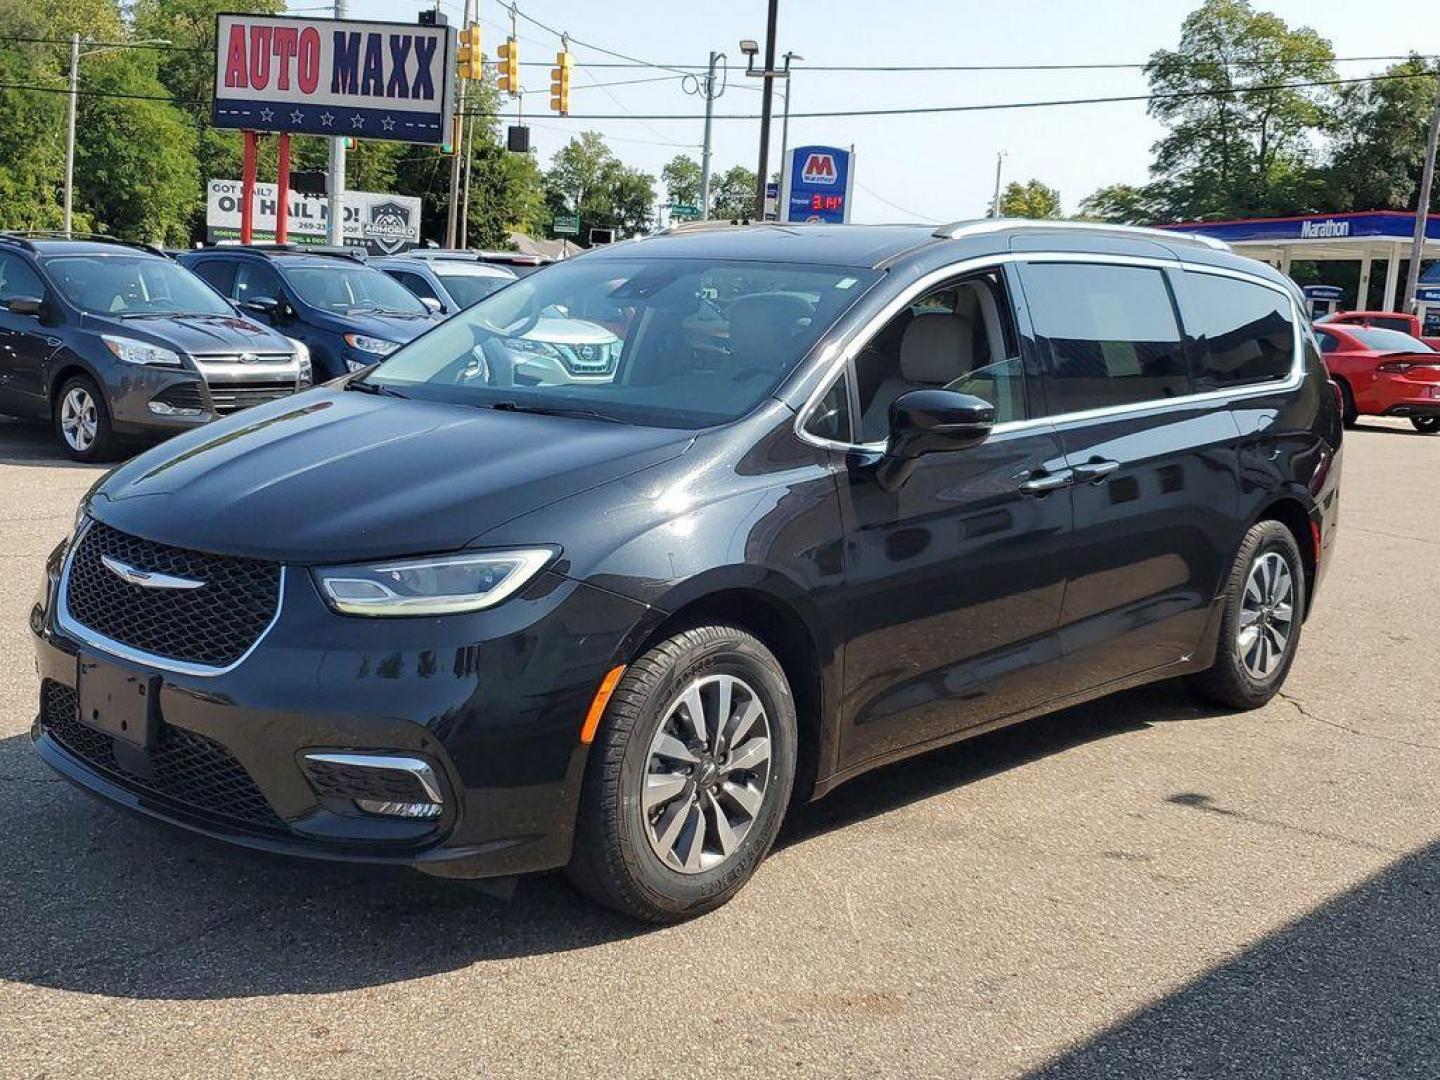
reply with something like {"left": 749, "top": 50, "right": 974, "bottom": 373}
{"left": 313, "top": 549, "right": 554, "bottom": 617}
{"left": 286, "top": 336, "right": 313, "bottom": 385}
{"left": 503, "top": 337, "right": 562, "bottom": 358}
{"left": 101, "top": 335, "right": 182, "bottom": 367}
{"left": 344, "top": 333, "right": 400, "bottom": 356}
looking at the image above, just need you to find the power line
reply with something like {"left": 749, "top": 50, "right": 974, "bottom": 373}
{"left": 501, "top": 2, "right": 693, "bottom": 76}
{"left": 855, "top": 181, "right": 939, "bottom": 223}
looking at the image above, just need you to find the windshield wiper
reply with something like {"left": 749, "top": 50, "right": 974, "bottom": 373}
{"left": 488, "top": 400, "right": 630, "bottom": 424}
{"left": 345, "top": 378, "right": 406, "bottom": 398}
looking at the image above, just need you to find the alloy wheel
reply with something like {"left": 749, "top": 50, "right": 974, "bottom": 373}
{"left": 1237, "top": 551, "right": 1294, "bottom": 680}
{"left": 59, "top": 387, "right": 98, "bottom": 453}
{"left": 642, "top": 673, "right": 772, "bottom": 874}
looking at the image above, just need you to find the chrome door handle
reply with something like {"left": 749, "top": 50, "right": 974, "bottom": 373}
{"left": 1071, "top": 459, "right": 1121, "bottom": 484}
{"left": 1019, "top": 469, "right": 1073, "bottom": 494}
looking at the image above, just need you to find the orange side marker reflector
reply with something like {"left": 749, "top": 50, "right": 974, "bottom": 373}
{"left": 580, "top": 665, "right": 627, "bottom": 744}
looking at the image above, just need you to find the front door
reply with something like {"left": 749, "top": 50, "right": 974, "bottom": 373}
{"left": 833, "top": 267, "right": 1074, "bottom": 770}
{"left": 0, "top": 252, "right": 57, "bottom": 416}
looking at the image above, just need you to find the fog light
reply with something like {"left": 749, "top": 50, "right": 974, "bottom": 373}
{"left": 148, "top": 400, "right": 204, "bottom": 417}
{"left": 300, "top": 752, "right": 444, "bottom": 820}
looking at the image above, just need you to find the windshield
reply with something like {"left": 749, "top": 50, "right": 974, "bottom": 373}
{"left": 46, "top": 255, "right": 233, "bottom": 317}
{"left": 364, "top": 257, "right": 879, "bottom": 428}
{"left": 285, "top": 263, "right": 429, "bottom": 315}
{"left": 1347, "top": 327, "right": 1433, "bottom": 354}
{"left": 435, "top": 269, "right": 513, "bottom": 308}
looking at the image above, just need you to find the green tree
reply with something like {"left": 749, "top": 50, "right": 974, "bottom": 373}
{"left": 660, "top": 154, "right": 701, "bottom": 205}
{"left": 546, "top": 131, "right": 617, "bottom": 215}
{"left": 999, "top": 178, "right": 1062, "bottom": 219}
{"left": 710, "top": 164, "right": 757, "bottom": 220}
{"left": 1323, "top": 56, "right": 1440, "bottom": 213}
{"left": 1077, "top": 182, "right": 1160, "bottom": 224}
{"left": 1144, "top": 0, "right": 1336, "bottom": 220}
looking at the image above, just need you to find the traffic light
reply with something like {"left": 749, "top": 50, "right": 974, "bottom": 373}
{"left": 549, "top": 50, "right": 573, "bottom": 114}
{"left": 456, "top": 23, "right": 483, "bottom": 82}
{"left": 439, "top": 115, "right": 462, "bottom": 156}
{"left": 497, "top": 37, "right": 518, "bottom": 96}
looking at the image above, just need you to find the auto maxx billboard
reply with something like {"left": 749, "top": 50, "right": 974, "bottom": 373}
{"left": 206, "top": 179, "right": 421, "bottom": 253}
{"left": 212, "top": 13, "right": 456, "bottom": 145}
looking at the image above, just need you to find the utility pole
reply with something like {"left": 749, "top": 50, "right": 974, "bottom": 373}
{"left": 63, "top": 32, "right": 79, "bottom": 237}
{"left": 1403, "top": 64, "right": 1440, "bottom": 313}
{"left": 327, "top": 0, "right": 349, "bottom": 244}
{"left": 990, "top": 149, "right": 1009, "bottom": 218}
{"left": 753, "top": 0, "right": 780, "bottom": 220}
{"left": 446, "top": 0, "right": 472, "bottom": 248}
{"left": 778, "top": 52, "right": 801, "bottom": 201}
{"left": 699, "top": 51, "right": 719, "bottom": 219}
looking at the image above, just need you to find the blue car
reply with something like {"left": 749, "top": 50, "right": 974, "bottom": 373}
{"left": 178, "top": 245, "right": 443, "bottom": 380}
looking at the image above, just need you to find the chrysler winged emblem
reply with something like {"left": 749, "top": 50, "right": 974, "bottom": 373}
{"left": 101, "top": 555, "right": 205, "bottom": 591}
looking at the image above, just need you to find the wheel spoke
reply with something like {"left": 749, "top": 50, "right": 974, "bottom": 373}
{"left": 653, "top": 797, "right": 691, "bottom": 854}
{"left": 725, "top": 736, "right": 770, "bottom": 775}
{"left": 1239, "top": 607, "right": 1262, "bottom": 629}
{"left": 1244, "top": 575, "right": 1264, "bottom": 606}
{"left": 729, "top": 698, "right": 763, "bottom": 747}
{"left": 681, "top": 683, "right": 707, "bottom": 745}
{"left": 643, "top": 772, "right": 688, "bottom": 813}
{"left": 653, "top": 732, "right": 699, "bottom": 764}
{"left": 1272, "top": 601, "right": 1294, "bottom": 625}
{"left": 721, "top": 779, "right": 763, "bottom": 818}
{"left": 1237, "top": 625, "right": 1260, "bottom": 654}
{"left": 713, "top": 677, "right": 733, "bottom": 755}
{"left": 706, "top": 791, "right": 737, "bottom": 856}
{"left": 1267, "top": 625, "right": 1288, "bottom": 656}
{"left": 680, "top": 802, "right": 707, "bottom": 871}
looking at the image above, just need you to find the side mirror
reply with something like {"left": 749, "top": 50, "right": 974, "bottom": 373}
{"left": 886, "top": 389, "right": 996, "bottom": 460}
{"left": 242, "top": 295, "right": 281, "bottom": 317}
{"left": 420, "top": 296, "right": 443, "bottom": 314}
{"left": 5, "top": 295, "right": 45, "bottom": 318}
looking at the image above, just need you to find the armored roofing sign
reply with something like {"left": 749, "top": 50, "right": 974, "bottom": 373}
{"left": 212, "top": 13, "right": 456, "bottom": 145}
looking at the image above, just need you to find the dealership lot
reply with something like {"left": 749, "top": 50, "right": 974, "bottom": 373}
{"left": 1, "top": 415, "right": 1437, "bottom": 1079}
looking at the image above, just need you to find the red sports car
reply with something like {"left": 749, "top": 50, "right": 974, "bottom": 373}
{"left": 1315, "top": 323, "right": 1440, "bottom": 434}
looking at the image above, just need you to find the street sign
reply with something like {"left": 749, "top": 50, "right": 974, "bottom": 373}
{"left": 552, "top": 214, "right": 580, "bottom": 236}
{"left": 780, "top": 145, "right": 855, "bottom": 224}
{"left": 667, "top": 204, "right": 701, "bottom": 221}
{"left": 212, "top": 14, "right": 457, "bottom": 146}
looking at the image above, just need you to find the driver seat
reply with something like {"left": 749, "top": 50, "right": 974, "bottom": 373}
{"left": 859, "top": 312, "right": 975, "bottom": 442}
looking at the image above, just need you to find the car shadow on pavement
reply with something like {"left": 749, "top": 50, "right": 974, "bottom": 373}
{"left": 0, "top": 418, "right": 110, "bottom": 469}
{"left": 0, "top": 681, "right": 1218, "bottom": 1001}
{"left": 1023, "top": 835, "right": 1440, "bottom": 1078}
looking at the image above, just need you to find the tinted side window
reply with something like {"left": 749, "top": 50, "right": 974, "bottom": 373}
{"left": 388, "top": 270, "right": 439, "bottom": 302}
{"left": 1316, "top": 330, "right": 1339, "bottom": 354}
{"left": 235, "top": 261, "right": 283, "bottom": 303}
{"left": 190, "top": 259, "right": 236, "bottom": 298}
{"left": 0, "top": 253, "right": 44, "bottom": 302}
{"left": 1023, "top": 262, "right": 1189, "bottom": 414}
{"left": 1180, "top": 271, "right": 1294, "bottom": 388}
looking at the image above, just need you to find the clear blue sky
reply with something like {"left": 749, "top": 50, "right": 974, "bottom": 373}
{"left": 318, "top": 0, "right": 1436, "bottom": 222}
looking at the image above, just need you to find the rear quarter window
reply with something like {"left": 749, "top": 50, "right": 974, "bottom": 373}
{"left": 1178, "top": 271, "right": 1295, "bottom": 389}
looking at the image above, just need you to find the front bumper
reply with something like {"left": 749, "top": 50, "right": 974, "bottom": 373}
{"left": 109, "top": 356, "right": 308, "bottom": 436}
{"left": 30, "top": 538, "right": 661, "bottom": 879}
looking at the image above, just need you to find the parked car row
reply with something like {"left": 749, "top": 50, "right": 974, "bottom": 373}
{"left": 0, "top": 233, "right": 564, "bottom": 462}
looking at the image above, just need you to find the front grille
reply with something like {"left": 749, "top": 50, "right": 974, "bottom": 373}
{"left": 40, "top": 680, "right": 284, "bottom": 830}
{"left": 64, "top": 521, "right": 281, "bottom": 668}
{"left": 206, "top": 381, "right": 299, "bottom": 415}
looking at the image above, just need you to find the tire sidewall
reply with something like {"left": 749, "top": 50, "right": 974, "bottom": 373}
{"left": 616, "top": 632, "right": 796, "bottom": 914}
{"left": 1221, "top": 523, "right": 1306, "bottom": 703}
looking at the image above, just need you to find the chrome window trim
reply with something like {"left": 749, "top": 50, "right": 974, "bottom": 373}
{"left": 793, "top": 250, "right": 1303, "bottom": 453}
{"left": 302, "top": 752, "right": 444, "bottom": 804}
{"left": 55, "top": 517, "right": 287, "bottom": 679}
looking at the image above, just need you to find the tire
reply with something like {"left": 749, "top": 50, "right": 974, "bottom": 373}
{"left": 53, "top": 374, "right": 121, "bottom": 462}
{"left": 567, "top": 623, "right": 798, "bottom": 922}
{"left": 1411, "top": 416, "right": 1440, "bottom": 435}
{"left": 1335, "top": 379, "right": 1358, "bottom": 428}
{"left": 1187, "top": 520, "right": 1306, "bottom": 711}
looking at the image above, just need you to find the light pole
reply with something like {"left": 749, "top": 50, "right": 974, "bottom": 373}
{"left": 327, "top": 0, "right": 349, "bottom": 244}
{"left": 1403, "top": 64, "right": 1440, "bottom": 313}
{"left": 64, "top": 35, "right": 171, "bottom": 236}
{"left": 990, "top": 149, "right": 1010, "bottom": 219}
{"left": 777, "top": 52, "right": 802, "bottom": 197}
{"left": 697, "top": 51, "right": 724, "bottom": 219}
{"left": 740, "top": 0, "right": 784, "bottom": 221}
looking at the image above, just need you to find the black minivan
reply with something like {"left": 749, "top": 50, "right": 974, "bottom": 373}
{"left": 30, "top": 221, "right": 1341, "bottom": 921}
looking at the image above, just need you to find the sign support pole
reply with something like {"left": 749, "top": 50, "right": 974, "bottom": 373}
{"left": 1403, "top": 65, "right": 1440, "bottom": 313}
{"left": 240, "top": 130, "right": 258, "bottom": 245}
{"left": 276, "top": 132, "right": 292, "bottom": 245}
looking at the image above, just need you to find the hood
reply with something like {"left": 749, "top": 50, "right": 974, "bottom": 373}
{"left": 311, "top": 308, "right": 442, "bottom": 344}
{"left": 89, "top": 387, "right": 695, "bottom": 564}
{"left": 83, "top": 312, "right": 295, "bottom": 356}
{"left": 524, "top": 317, "right": 619, "bottom": 347}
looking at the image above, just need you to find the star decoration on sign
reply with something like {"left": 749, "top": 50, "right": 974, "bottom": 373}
{"left": 258, "top": 107, "right": 275, "bottom": 124}
{"left": 319, "top": 111, "right": 335, "bottom": 128}
{"left": 290, "top": 109, "right": 304, "bottom": 125}
{"left": 350, "top": 113, "right": 365, "bottom": 130}
{"left": 380, "top": 115, "right": 396, "bottom": 132}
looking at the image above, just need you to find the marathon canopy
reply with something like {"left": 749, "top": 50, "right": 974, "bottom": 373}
{"left": 1163, "top": 211, "right": 1440, "bottom": 312}
{"left": 212, "top": 13, "right": 456, "bottom": 146}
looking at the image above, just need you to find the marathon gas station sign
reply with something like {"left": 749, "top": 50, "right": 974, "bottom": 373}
{"left": 1164, "top": 211, "right": 1440, "bottom": 245}
{"left": 780, "top": 145, "right": 855, "bottom": 224}
{"left": 212, "top": 13, "right": 456, "bottom": 145}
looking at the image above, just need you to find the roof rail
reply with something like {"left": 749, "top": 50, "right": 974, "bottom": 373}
{"left": 0, "top": 233, "right": 38, "bottom": 252}
{"left": 215, "top": 242, "right": 369, "bottom": 261}
{"left": 931, "top": 217, "right": 1231, "bottom": 252}
{"left": 405, "top": 248, "right": 481, "bottom": 261}
{"left": 1, "top": 230, "right": 171, "bottom": 257}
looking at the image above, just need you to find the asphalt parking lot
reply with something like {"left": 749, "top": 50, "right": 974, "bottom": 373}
{"left": 1, "top": 415, "right": 1437, "bottom": 1080}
